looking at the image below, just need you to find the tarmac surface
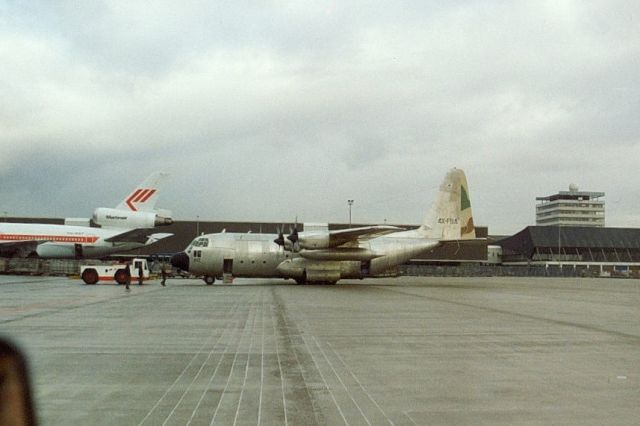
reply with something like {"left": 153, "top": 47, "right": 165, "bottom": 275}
{"left": 1, "top": 274, "right": 639, "bottom": 425}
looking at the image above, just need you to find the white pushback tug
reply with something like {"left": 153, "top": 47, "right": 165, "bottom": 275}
{"left": 80, "top": 258, "right": 150, "bottom": 285}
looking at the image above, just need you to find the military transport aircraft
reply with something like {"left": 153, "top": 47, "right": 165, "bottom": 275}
{"left": 0, "top": 172, "right": 173, "bottom": 258}
{"left": 171, "top": 168, "right": 477, "bottom": 285}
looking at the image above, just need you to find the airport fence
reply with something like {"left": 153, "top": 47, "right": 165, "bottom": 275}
{"left": 0, "top": 258, "right": 169, "bottom": 277}
{"left": 1, "top": 258, "right": 635, "bottom": 279}
{"left": 401, "top": 264, "right": 622, "bottom": 278}
{"left": 403, "top": 264, "right": 538, "bottom": 277}
{"left": 0, "top": 258, "right": 102, "bottom": 276}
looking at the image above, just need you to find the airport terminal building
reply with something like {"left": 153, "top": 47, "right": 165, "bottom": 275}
{"left": 496, "top": 226, "right": 640, "bottom": 277}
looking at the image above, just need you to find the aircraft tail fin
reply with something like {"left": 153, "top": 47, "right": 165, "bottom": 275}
{"left": 419, "top": 168, "right": 476, "bottom": 240}
{"left": 115, "top": 172, "right": 169, "bottom": 212}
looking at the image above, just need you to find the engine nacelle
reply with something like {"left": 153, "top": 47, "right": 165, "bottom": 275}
{"left": 92, "top": 208, "right": 173, "bottom": 228}
{"left": 276, "top": 258, "right": 362, "bottom": 282}
{"left": 297, "top": 232, "right": 331, "bottom": 250}
{"left": 299, "top": 248, "right": 381, "bottom": 261}
{"left": 305, "top": 269, "right": 341, "bottom": 283}
{"left": 36, "top": 243, "right": 76, "bottom": 258}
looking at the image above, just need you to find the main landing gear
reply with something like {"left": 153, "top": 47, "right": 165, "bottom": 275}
{"left": 293, "top": 270, "right": 337, "bottom": 285}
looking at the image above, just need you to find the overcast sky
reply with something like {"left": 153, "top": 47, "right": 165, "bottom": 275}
{"left": 1, "top": 1, "right": 639, "bottom": 234}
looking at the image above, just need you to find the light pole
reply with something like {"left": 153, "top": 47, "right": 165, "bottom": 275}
{"left": 347, "top": 200, "right": 354, "bottom": 226}
{"left": 196, "top": 215, "right": 200, "bottom": 236}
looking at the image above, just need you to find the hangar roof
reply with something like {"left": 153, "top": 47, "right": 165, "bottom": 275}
{"left": 497, "top": 226, "right": 640, "bottom": 256}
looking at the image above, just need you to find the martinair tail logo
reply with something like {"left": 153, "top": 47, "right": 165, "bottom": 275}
{"left": 125, "top": 188, "right": 156, "bottom": 211}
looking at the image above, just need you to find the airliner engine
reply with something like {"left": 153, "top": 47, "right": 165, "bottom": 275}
{"left": 92, "top": 208, "right": 173, "bottom": 228}
{"left": 36, "top": 243, "right": 77, "bottom": 258}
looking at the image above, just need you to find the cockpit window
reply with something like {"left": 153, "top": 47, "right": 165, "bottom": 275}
{"left": 192, "top": 238, "right": 209, "bottom": 248}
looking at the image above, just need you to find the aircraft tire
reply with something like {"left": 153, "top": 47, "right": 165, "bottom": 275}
{"left": 82, "top": 269, "right": 99, "bottom": 285}
{"left": 295, "top": 270, "right": 308, "bottom": 285}
{"left": 114, "top": 270, "right": 128, "bottom": 285}
{"left": 204, "top": 276, "right": 215, "bottom": 285}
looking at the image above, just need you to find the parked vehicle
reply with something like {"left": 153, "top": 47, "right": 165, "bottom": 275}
{"left": 80, "top": 258, "right": 149, "bottom": 285}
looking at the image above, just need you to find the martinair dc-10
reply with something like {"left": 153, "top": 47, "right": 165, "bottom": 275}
{"left": 171, "top": 168, "right": 478, "bottom": 285}
{"left": 0, "top": 172, "right": 173, "bottom": 259}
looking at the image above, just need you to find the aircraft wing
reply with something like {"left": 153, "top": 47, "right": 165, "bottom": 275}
{"left": 328, "top": 225, "right": 404, "bottom": 248}
{"left": 0, "top": 240, "right": 43, "bottom": 257}
{"left": 0, "top": 240, "right": 43, "bottom": 249}
{"left": 104, "top": 229, "right": 173, "bottom": 244}
{"left": 0, "top": 240, "right": 41, "bottom": 246}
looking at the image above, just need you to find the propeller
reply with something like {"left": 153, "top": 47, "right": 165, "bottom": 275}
{"left": 287, "top": 227, "right": 299, "bottom": 244}
{"left": 274, "top": 221, "right": 301, "bottom": 252}
{"left": 273, "top": 224, "right": 286, "bottom": 247}
{"left": 287, "top": 224, "right": 300, "bottom": 252}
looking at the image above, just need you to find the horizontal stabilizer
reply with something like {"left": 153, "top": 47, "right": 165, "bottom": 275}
{"left": 104, "top": 229, "right": 173, "bottom": 244}
{"left": 145, "top": 233, "right": 174, "bottom": 245}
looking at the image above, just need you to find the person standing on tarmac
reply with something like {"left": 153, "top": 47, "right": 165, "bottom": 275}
{"left": 161, "top": 263, "right": 167, "bottom": 286}
{"left": 138, "top": 263, "right": 144, "bottom": 286}
{"left": 124, "top": 263, "right": 131, "bottom": 290}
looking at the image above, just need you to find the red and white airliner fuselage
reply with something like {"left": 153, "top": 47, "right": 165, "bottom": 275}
{"left": 0, "top": 222, "right": 164, "bottom": 258}
{"left": 0, "top": 172, "right": 173, "bottom": 259}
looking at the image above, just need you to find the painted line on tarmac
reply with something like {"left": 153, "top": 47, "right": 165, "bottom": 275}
{"left": 373, "top": 286, "right": 640, "bottom": 342}
{"left": 138, "top": 302, "right": 241, "bottom": 426}
{"left": 292, "top": 319, "right": 349, "bottom": 425}
{"left": 164, "top": 303, "right": 245, "bottom": 426}
{"left": 210, "top": 301, "right": 256, "bottom": 424}
{"left": 309, "top": 335, "right": 372, "bottom": 426}
{"left": 233, "top": 295, "right": 258, "bottom": 425}
{"left": 0, "top": 285, "right": 165, "bottom": 325}
{"left": 185, "top": 304, "right": 245, "bottom": 425}
{"left": 258, "top": 289, "right": 266, "bottom": 426}
{"left": 270, "top": 290, "right": 288, "bottom": 426}
{"left": 326, "top": 341, "right": 395, "bottom": 426}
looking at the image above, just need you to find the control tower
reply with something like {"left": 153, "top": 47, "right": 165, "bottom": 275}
{"left": 536, "top": 184, "right": 605, "bottom": 227}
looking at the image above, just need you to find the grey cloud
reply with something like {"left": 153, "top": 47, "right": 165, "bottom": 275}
{"left": 2, "top": 1, "right": 640, "bottom": 234}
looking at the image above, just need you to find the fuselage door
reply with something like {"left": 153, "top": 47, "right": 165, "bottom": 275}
{"left": 74, "top": 243, "right": 83, "bottom": 259}
{"left": 361, "top": 260, "right": 370, "bottom": 277}
{"left": 223, "top": 258, "right": 233, "bottom": 274}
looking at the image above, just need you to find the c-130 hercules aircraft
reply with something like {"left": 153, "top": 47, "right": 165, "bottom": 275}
{"left": 171, "top": 168, "right": 477, "bottom": 285}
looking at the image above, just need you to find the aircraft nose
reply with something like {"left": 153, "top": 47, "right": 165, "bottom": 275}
{"left": 170, "top": 252, "right": 190, "bottom": 271}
